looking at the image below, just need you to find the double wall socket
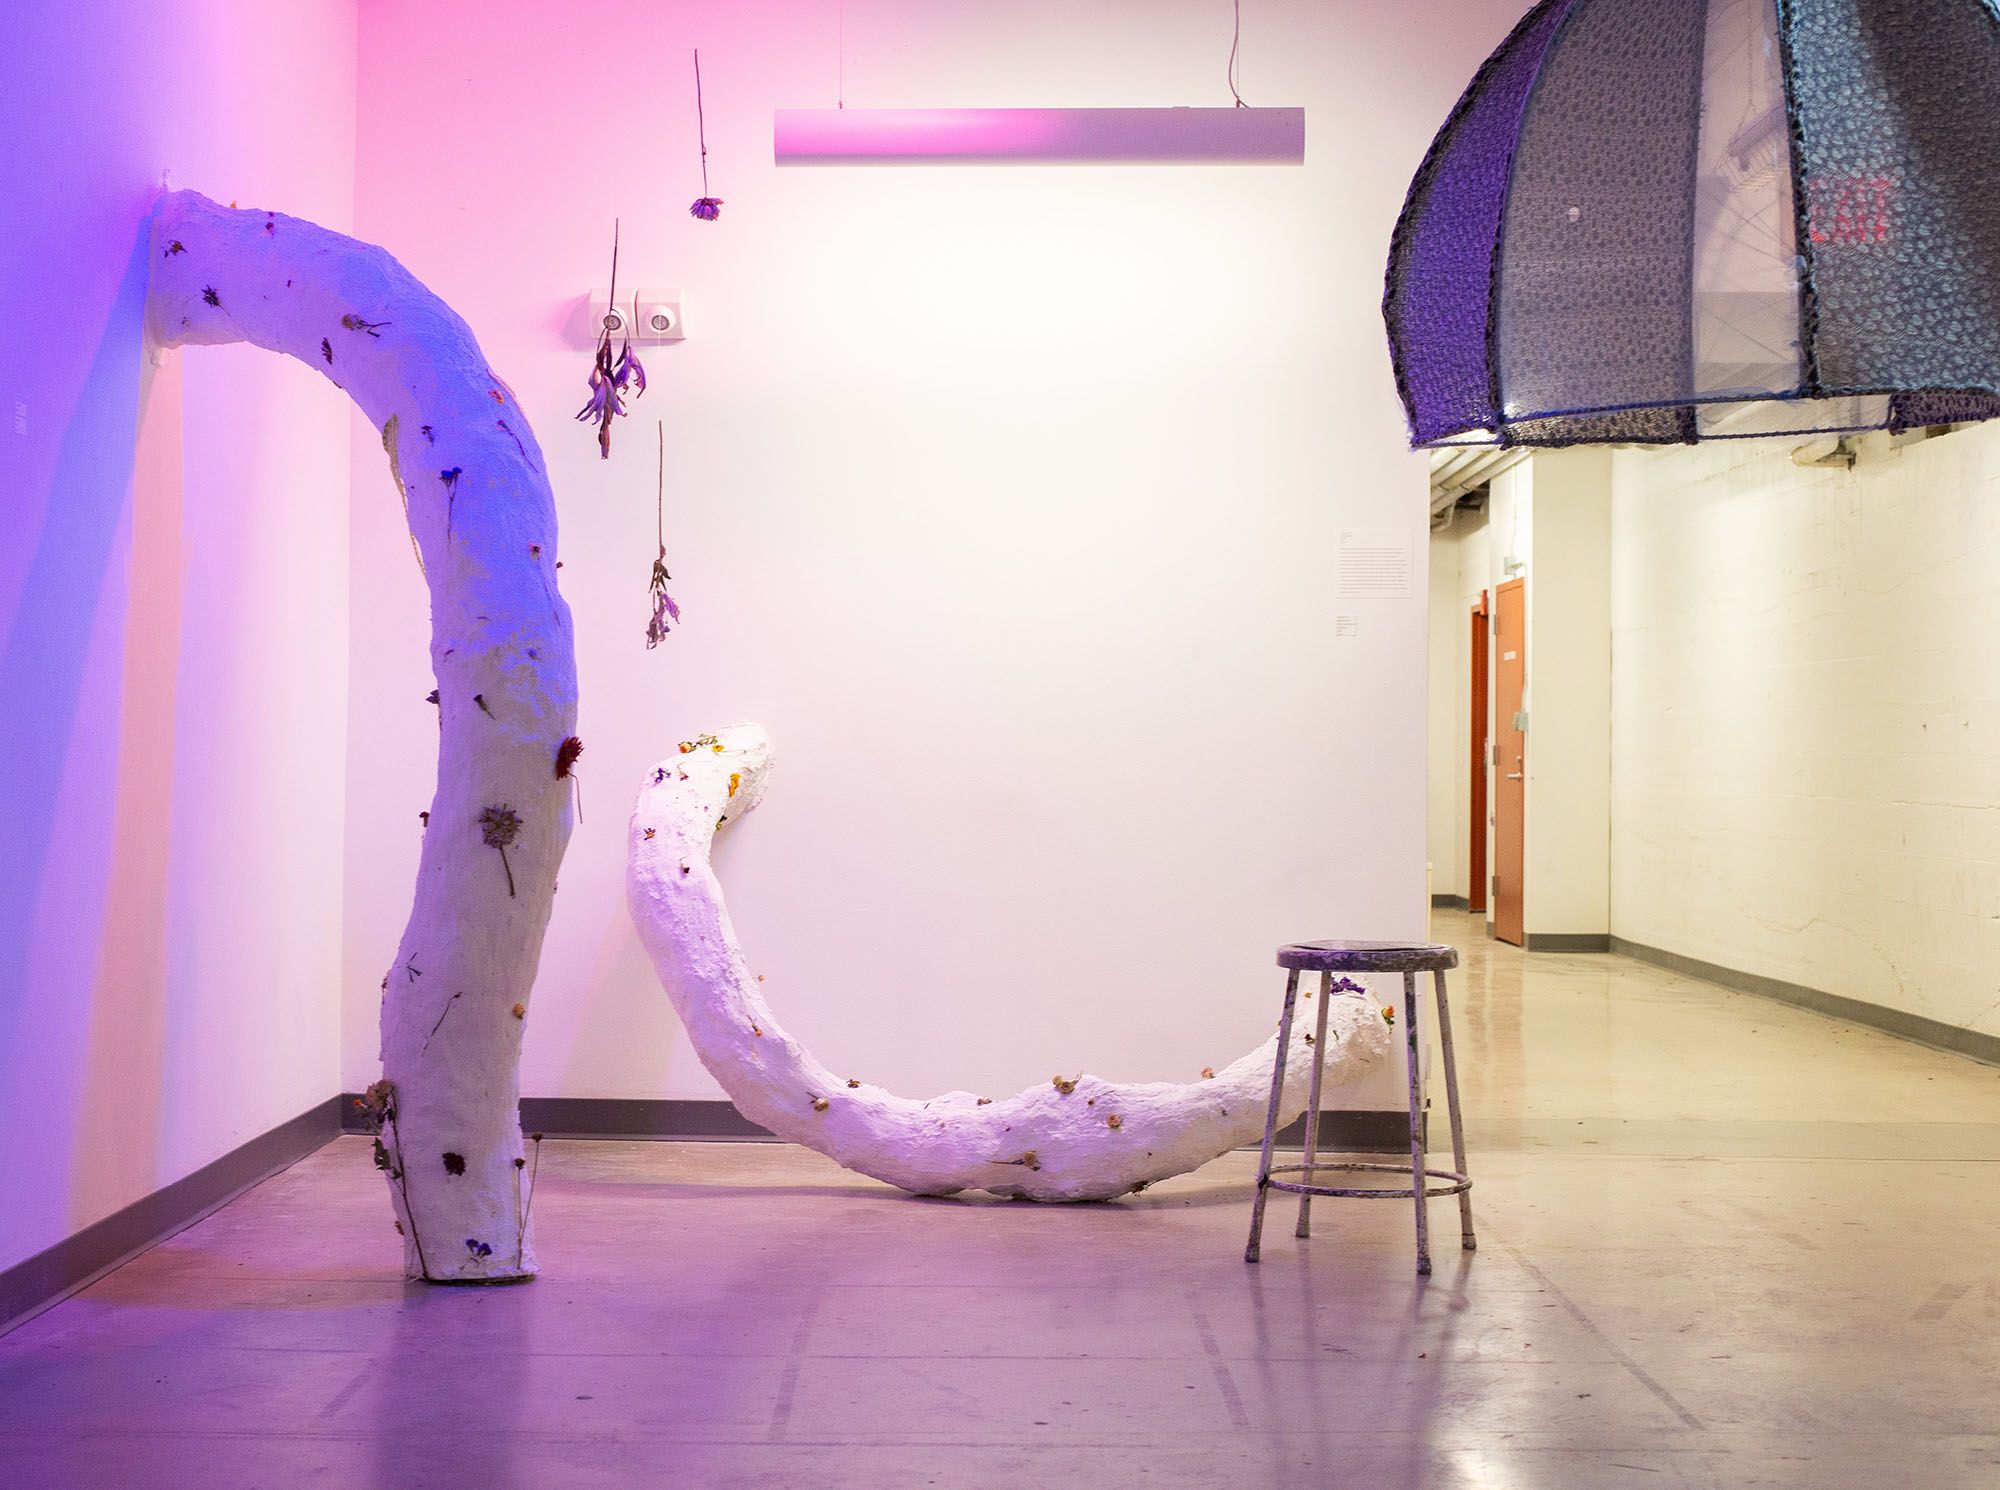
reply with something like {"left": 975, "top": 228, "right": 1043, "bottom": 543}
{"left": 584, "top": 288, "right": 685, "bottom": 345}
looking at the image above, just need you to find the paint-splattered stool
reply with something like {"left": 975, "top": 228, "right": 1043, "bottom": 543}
{"left": 1244, "top": 940, "right": 1473, "bottom": 1275}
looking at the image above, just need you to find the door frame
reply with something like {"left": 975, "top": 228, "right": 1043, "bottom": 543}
{"left": 1468, "top": 592, "right": 1489, "bottom": 914}
{"left": 1493, "top": 577, "right": 1526, "bottom": 946}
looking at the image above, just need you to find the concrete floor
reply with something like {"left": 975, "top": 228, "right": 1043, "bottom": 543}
{"left": 3, "top": 910, "right": 1997, "bottom": 1489}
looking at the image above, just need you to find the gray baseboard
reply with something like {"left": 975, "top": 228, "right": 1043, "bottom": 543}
{"left": 1527, "top": 932, "right": 1612, "bottom": 953}
{"left": 0, "top": 1096, "right": 343, "bottom": 1340}
{"left": 1611, "top": 937, "right": 2000, "bottom": 1068}
{"left": 1431, "top": 893, "right": 1469, "bottom": 909}
{"left": 341, "top": 1096, "right": 1416, "bottom": 1153}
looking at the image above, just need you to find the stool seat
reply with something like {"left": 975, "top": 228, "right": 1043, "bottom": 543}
{"left": 1277, "top": 940, "right": 1459, "bottom": 974}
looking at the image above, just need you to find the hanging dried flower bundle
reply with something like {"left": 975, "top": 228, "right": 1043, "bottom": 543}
{"left": 575, "top": 220, "right": 645, "bottom": 459}
{"left": 689, "top": 50, "right": 722, "bottom": 221}
{"left": 647, "top": 421, "right": 682, "bottom": 647}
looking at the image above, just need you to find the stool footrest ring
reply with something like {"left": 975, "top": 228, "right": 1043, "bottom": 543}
{"left": 1262, "top": 1160, "right": 1470, "bottom": 1201}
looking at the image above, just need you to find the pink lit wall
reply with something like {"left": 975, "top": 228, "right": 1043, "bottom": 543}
{"left": 0, "top": 1, "right": 356, "bottom": 1275}
{"left": 345, "top": 0, "right": 1522, "bottom": 1114}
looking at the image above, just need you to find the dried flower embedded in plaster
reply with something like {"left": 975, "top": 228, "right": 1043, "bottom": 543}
{"left": 201, "top": 286, "right": 220, "bottom": 307}
{"left": 512, "top": 1002, "right": 527, "bottom": 1019}
{"left": 164, "top": 240, "right": 186, "bottom": 256}
{"left": 465, "top": 1238, "right": 492, "bottom": 1258}
{"left": 1382, "top": 1006, "right": 1396, "bottom": 1026}
{"left": 977, "top": 1097, "right": 993, "bottom": 1106}
{"left": 642, "top": 827, "right": 656, "bottom": 840}
{"left": 442, "top": 1152, "right": 467, "bottom": 1176}
{"left": 1201, "top": 1067, "right": 1215, "bottom": 1080}
{"left": 321, "top": 338, "right": 334, "bottom": 364}
{"left": 1052, "top": 1074, "right": 1078, "bottom": 1095}
{"left": 555, "top": 736, "right": 584, "bottom": 779}
{"left": 1106, "top": 1114, "right": 1123, "bottom": 1130}
{"left": 341, "top": 313, "right": 389, "bottom": 336}
{"left": 355, "top": 1079, "right": 397, "bottom": 1131}
{"left": 846, "top": 1078, "right": 861, "bottom": 1089}
{"left": 479, "top": 804, "right": 524, "bottom": 898}
{"left": 811, "top": 1096, "right": 830, "bottom": 1112}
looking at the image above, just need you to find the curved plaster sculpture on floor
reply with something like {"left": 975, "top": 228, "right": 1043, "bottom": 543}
{"left": 628, "top": 726, "right": 1393, "bottom": 1201}
{"left": 147, "top": 191, "right": 577, "bottom": 1281}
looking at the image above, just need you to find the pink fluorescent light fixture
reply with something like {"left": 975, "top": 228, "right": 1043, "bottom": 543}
{"left": 773, "top": 107, "right": 1304, "bottom": 165}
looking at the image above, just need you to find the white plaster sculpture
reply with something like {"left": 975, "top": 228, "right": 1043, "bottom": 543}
{"left": 148, "top": 191, "right": 576, "bottom": 1280}
{"left": 628, "top": 726, "right": 1392, "bottom": 1200}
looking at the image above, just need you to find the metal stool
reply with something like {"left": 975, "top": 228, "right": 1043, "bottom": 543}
{"left": 1244, "top": 940, "right": 1474, "bottom": 1275}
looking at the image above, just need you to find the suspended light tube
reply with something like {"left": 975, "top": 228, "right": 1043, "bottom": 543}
{"left": 773, "top": 107, "right": 1305, "bottom": 165}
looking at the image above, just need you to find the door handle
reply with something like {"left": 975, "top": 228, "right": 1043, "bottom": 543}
{"left": 1505, "top": 772, "right": 1523, "bottom": 780}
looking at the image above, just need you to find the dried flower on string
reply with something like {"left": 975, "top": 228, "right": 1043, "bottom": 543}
{"left": 646, "top": 422, "right": 681, "bottom": 647}
{"left": 689, "top": 50, "right": 722, "bottom": 221}
{"left": 479, "top": 804, "right": 523, "bottom": 897}
{"left": 575, "top": 221, "right": 645, "bottom": 459}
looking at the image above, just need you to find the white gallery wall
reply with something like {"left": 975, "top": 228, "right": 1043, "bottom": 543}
{"left": 342, "top": 0, "right": 1525, "bottom": 1112}
{"left": 0, "top": 1, "right": 357, "bottom": 1275}
{"left": 1612, "top": 429, "right": 2000, "bottom": 1042}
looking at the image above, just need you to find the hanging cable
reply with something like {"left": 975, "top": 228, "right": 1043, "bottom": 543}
{"left": 1228, "top": 0, "right": 1247, "bottom": 107}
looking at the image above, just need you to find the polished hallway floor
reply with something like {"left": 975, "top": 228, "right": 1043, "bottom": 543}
{"left": 2, "top": 912, "right": 1996, "bottom": 1489}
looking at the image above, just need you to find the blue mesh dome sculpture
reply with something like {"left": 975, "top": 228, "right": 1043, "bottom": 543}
{"left": 1384, "top": 0, "right": 2000, "bottom": 448}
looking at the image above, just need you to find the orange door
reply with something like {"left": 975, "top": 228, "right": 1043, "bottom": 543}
{"left": 1493, "top": 579, "right": 1526, "bottom": 946}
{"left": 1468, "top": 595, "right": 1489, "bottom": 914}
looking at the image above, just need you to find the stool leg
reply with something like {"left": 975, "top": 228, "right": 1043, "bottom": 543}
{"left": 1295, "top": 971, "right": 1334, "bottom": 1239}
{"left": 1245, "top": 968, "right": 1302, "bottom": 1264}
{"left": 1404, "top": 971, "right": 1431, "bottom": 1276}
{"left": 1433, "top": 968, "right": 1476, "bottom": 1252}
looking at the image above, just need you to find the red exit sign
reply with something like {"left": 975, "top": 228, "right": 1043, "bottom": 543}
{"left": 1808, "top": 176, "right": 1895, "bottom": 247}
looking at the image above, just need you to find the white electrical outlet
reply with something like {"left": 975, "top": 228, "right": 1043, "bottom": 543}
{"left": 581, "top": 294, "right": 632, "bottom": 347}
{"left": 634, "top": 290, "right": 686, "bottom": 343}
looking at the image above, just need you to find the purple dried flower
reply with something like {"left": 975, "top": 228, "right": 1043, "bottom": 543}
{"left": 689, "top": 197, "right": 723, "bottom": 222}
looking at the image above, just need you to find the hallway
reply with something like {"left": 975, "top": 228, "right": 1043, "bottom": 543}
{"left": 2, "top": 914, "right": 1995, "bottom": 1489}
